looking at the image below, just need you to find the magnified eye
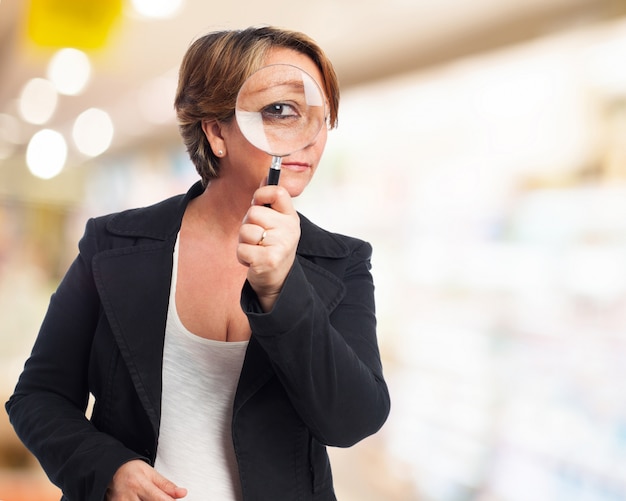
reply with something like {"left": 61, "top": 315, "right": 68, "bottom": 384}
{"left": 261, "top": 102, "right": 299, "bottom": 119}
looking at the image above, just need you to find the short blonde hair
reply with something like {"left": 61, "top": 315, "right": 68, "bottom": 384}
{"left": 175, "top": 26, "right": 340, "bottom": 186}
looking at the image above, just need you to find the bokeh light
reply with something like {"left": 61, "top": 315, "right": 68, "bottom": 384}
{"left": 47, "top": 48, "right": 92, "bottom": 96}
{"left": 18, "top": 78, "right": 58, "bottom": 125}
{"left": 0, "top": 113, "right": 21, "bottom": 160}
{"left": 72, "top": 108, "right": 114, "bottom": 157}
{"left": 131, "top": 0, "right": 183, "bottom": 18}
{"left": 26, "top": 129, "right": 67, "bottom": 179}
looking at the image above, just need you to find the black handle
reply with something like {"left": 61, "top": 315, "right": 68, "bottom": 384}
{"left": 267, "top": 167, "right": 281, "bottom": 186}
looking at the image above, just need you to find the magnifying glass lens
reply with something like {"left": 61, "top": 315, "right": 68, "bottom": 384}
{"left": 235, "top": 64, "right": 326, "bottom": 158}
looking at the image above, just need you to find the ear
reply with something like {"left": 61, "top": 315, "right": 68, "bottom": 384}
{"left": 202, "top": 120, "right": 227, "bottom": 157}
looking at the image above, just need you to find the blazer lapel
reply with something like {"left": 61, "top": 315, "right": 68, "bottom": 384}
{"left": 91, "top": 182, "right": 203, "bottom": 433}
{"left": 93, "top": 240, "right": 174, "bottom": 433}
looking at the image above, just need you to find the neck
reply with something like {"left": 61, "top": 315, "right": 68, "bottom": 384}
{"left": 187, "top": 177, "right": 255, "bottom": 238}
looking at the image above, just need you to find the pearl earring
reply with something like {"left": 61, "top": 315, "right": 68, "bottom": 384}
{"left": 218, "top": 150, "right": 224, "bottom": 156}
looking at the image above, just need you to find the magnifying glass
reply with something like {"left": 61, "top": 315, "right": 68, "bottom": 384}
{"left": 235, "top": 64, "right": 327, "bottom": 186}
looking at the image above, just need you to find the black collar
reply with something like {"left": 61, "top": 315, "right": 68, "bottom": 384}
{"left": 105, "top": 181, "right": 351, "bottom": 259}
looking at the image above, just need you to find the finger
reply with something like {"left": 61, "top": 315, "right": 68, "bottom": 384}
{"left": 242, "top": 204, "right": 271, "bottom": 227}
{"left": 237, "top": 243, "right": 254, "bottom": 268}
{"left": 249, "top": 177, "right": 269, "bottom": 207}
{"left": 251, "top": 185, "right": 294, "bottom": 214}
{"left": 239, "top": 223, "right": 267, "bottom": 246}
{"left": 153, "top": 471, "right": 187, "bottom": 499}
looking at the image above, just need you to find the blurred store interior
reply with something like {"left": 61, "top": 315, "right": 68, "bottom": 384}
{"left": 2, "top": 0, "right": 626, "bottom": 500}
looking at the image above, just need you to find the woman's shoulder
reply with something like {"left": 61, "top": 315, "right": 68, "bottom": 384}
{"left": 297, "top": 213, "right": 372, "bottom": 260}
{"left": 89, "top": 182, "right": 204, "bottom": 241}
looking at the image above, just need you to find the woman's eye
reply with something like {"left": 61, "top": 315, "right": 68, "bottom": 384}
{"left": 262, "top": 102, "right": 298, "bottom": 118}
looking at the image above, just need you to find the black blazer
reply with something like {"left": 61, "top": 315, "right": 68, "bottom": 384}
{"left": 6, "top": 181, "right": 390, "bottom": 501}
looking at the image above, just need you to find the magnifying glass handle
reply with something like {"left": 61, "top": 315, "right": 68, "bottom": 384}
{"left": 264, "top": 156, "right": 282, "bottom": 207}
{"left": 268, "top": 156, "right": 282, "bottom": 186}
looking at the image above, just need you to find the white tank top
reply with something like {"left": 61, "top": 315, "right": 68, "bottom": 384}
{"left": 154, "top": 234, "right": 247, "bottom": 501}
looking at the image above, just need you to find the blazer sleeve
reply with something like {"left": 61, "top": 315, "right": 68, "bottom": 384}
{"left": 240, "top": 239, "right": 391, "bottom": 447}
{"left": 5, "top": 219, "right": 144, "bottom": 501}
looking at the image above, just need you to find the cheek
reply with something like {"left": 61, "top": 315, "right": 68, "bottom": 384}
{"left": 313, "top": 128, "right": 328, "bottom": 159}
{"left": 235, "top": 134, "right": 272, "bottom": 167}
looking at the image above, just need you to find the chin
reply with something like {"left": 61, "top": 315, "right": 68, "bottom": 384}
{"left": 285, "top": 186, "right": 306, "bottom": 198}
{"left": 283, "top": 181, "right": 309, "bottom": 198}
{"left": 281, "top": 173, "right": 312, "bottom": 198}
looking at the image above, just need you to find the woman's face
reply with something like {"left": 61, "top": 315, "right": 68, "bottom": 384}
{"left": 215, "top": 47, "right": 329, "bottom": 198}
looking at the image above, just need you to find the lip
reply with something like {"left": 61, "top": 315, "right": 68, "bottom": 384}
{"left": 281, "top": 161, "right": 310, "bottom": 172}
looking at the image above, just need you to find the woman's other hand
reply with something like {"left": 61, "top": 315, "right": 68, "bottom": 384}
{"left": 106, "top": 460, "right": 187, "bottom": 500}
{"left": 238, "top": 184, "right": 301, "bottom": 312}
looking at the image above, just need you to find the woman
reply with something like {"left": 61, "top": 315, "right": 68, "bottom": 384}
{"left": 6, "top": 26, "right": 390, "bottom": 500}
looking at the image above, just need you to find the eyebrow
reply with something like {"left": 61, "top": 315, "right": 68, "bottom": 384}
{"left": 246, "top": 79, "right": 306, "bottom": 95}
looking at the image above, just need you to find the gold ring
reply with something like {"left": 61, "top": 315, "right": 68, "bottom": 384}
{"left": 257, "top": 230, "right": 267, "bottom": 245}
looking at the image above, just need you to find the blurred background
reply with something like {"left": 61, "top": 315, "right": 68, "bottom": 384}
{"left": 2, "top": 0, "right": 626, "bottom": 500}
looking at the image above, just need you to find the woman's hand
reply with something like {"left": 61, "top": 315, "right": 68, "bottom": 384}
{"left": 106, "top": 460, "right": 187, "bottom": 500}
{"left": 238, "top": 184, "right": 301, "bottom": 312}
